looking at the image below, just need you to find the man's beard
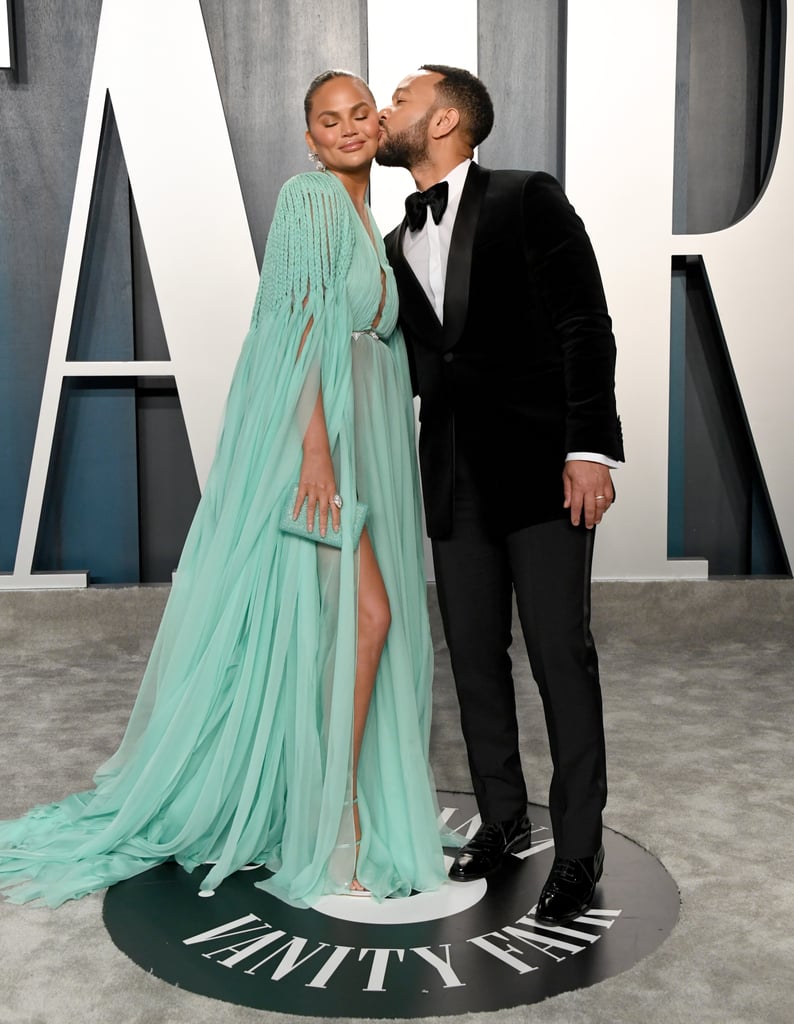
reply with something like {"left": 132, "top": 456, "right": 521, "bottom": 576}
{"left": 376, "top": 111, "right": 433, "bottom": 169}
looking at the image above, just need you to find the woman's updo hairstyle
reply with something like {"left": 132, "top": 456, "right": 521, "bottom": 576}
{"left": 303, "top": 70, "right": 376, "bottom": 126}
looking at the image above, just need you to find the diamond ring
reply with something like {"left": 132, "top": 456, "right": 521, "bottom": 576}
{"left": 331, "top": 494, "right": 343, "bottom": 510}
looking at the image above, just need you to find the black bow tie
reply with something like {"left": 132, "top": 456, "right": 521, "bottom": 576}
{"left": 404, "top": 181, "right": 449, "bottom": 232}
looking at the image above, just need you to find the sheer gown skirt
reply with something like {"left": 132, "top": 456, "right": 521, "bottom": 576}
{"left": 319, "top": 330, "right": 448, "bottom": 899}
{"left": 256, "top": 328, "right": 448, "bottom": 904}
{"left": 0, "top": 332, "right": 449, "bottom": 908}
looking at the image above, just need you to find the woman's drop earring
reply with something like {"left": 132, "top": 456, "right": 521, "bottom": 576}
{"left": 308, "top": 151, "right": 325, "bottom": 171}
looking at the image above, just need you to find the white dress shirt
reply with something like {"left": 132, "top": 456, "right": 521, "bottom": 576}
{"left": 402, "top": 159, "right": 621, "bottom": 469}
{"left": 403, "top": 159, "right": 471, "bottom": 321}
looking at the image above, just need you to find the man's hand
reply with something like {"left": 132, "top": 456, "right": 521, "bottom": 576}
{"left": 563, "top": 460, "right": 614, "bottom": 529}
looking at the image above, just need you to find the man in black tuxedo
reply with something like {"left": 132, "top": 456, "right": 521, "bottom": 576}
{"left": 377, "top": 66, "right": 624, "bottom": 924}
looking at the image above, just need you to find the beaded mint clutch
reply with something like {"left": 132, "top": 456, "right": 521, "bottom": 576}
{"left": 280, "top": 487, "right": 368, "bottom": 549}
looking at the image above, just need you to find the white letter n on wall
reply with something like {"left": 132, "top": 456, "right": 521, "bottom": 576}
{"left": 0, "top": 0, "right": 259, "bottom": 589}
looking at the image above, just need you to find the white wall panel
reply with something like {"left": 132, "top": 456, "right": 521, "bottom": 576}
{"left": 0, "top": 2, "right": 11, "bottom": 68}
{"left": 367, "top": 0, "right": 478, "bottom": 232}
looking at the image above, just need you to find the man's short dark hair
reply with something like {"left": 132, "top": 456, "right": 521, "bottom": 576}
{"left": 419, "top": 64, "right": 494, "bottom": 147}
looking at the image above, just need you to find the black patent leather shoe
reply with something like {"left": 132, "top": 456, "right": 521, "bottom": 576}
{"left": 448, "top": 812, "right": 532, "bottom": 881}
{"left": 535, "top": 845, "right": 605, "bottom": 924}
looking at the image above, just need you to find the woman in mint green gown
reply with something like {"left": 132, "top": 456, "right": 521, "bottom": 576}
{"left": 0, "top": 72, "right": 457, "bottom": 907}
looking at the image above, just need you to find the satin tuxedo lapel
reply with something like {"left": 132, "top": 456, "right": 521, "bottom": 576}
{"left": 440, "top": 162, "right": 488, "bottom": 352}
{"left": 386, "top": 163, "right": 489, "bottom": 352}
{"left": 388, "top": 220, "right": 440, "bottom": 341}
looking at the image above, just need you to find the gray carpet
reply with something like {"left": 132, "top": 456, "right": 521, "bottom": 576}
{"left": 1, "top": 580, "right": 792, "bottom": 1024}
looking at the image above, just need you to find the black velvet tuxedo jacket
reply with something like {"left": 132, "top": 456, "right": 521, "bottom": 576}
{"left": 385, "top": 162, "right": 624, "bottom": 539}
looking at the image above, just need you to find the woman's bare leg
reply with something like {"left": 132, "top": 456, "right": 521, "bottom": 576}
{"left": 350, "top": 527, "right": 390, "bottom": 888}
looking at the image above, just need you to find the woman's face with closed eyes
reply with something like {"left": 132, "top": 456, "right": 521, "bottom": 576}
{"left": 305, "top": 75, "right": 380, "bottom": 176}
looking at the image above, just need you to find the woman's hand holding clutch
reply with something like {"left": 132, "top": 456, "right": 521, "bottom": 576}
{"left": 294, "top": 451, "right": 340, "bottom": 539}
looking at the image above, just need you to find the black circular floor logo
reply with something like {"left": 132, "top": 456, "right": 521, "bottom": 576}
{"left": 103, "top": 792, "right": 679, "bottom": 1017}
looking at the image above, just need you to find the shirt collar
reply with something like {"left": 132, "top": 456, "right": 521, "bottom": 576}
{"left": 440, "top": 158, "right": 472, "bottom": 208}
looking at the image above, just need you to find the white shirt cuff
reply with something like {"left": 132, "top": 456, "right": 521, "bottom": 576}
{"left": 566, "top": 452, "right": 622, "bottom": 468}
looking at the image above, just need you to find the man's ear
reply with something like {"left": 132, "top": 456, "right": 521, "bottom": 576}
{"left": 431, "top": 106, "right": 460, "bottom": 140}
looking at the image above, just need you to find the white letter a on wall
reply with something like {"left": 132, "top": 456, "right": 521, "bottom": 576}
{"left": 1, "top": 0, "right": 259, "bottom": 589}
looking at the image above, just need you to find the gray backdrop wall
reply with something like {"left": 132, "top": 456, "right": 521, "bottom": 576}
{"left": 0, "top": 0, "right": 788, "bottom": 581}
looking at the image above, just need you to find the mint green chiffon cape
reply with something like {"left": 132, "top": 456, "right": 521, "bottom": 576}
{"left": 0, "top": 171, "right": 458, "bottom": 908}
